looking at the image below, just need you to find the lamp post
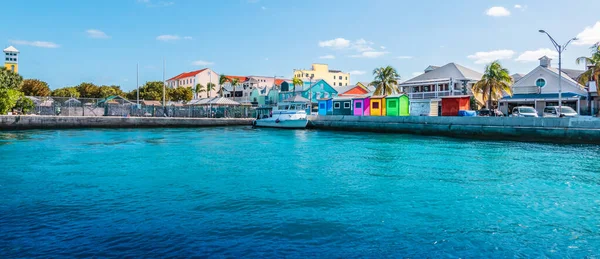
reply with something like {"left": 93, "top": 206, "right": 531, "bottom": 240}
{"left": 539, "top": 30, "right": 578, "bottom": 117}
{"left": 309, "top": 75, "right": 314, "bottom": 115}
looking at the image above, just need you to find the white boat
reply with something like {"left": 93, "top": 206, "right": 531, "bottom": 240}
{"left": 254, "top": 96, "right": 310, "bottom": 129}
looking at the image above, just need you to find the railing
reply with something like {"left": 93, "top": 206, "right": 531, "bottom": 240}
{"left": 407, "top": 91, "right": 453, "bottom": 99}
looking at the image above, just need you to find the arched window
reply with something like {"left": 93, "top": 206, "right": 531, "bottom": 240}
{"left": 536, "top": 78, "right": 546, "bottom": 88}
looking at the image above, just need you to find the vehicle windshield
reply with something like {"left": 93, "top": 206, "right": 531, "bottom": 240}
{"left": 561, "top": 107, "right": 576, "bottom": 113}
{"left": 519, "top": 107, "right": 536, "bottom": 113}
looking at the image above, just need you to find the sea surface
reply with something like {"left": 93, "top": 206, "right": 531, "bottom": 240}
{"left": 1, "top": 127, "right": 600, "bottom": 258}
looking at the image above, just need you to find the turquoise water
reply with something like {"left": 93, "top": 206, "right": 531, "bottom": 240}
{"left": 1, "top": 127, "right": 600, "bottom": 257}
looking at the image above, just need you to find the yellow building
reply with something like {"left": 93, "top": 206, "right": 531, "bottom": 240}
{"left": 4, "top": 46, "right": 19, "bottom": 73}
{"left": 293, "top": 63, "right": 350, "bottom": 87}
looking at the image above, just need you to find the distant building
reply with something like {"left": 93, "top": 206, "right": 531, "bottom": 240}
{"left": 400, "top": 63, "right": 483, "bottom": 100}
{"left": 222, "top": 75, "right": 288, "bottom": 104}
{"left": 166, "top": 68, "right": 220, "bottom": 99}
{"left": 4, "top": 46, "right": 19, "bottom": 73}
{"left": 279, "top": 79, "right": 338, "bottom": 108}
{"left": 293, "top": 64, "right": 350, "bottom": 87}
{"left": 500, "top": 56, "right": 587, "bottom": 115}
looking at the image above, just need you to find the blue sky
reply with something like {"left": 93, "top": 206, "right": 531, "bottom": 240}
{"left": 2, "top": 0, "right": 600, "bottom": 91}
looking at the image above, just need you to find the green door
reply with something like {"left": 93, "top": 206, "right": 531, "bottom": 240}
{"left": 399, "top": 95, "right": 410, "bottom": 116}
{"left": 386, "top": 98, "right": 399, "bottom": 116}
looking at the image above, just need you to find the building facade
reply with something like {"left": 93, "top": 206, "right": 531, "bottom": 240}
{"left": 166, "top": 68, "right": 220, "bottom": 99}
{"left": 4, "top": 46, "right": 19, "bottom": 73}
{"left": 399, "top": 63, "right": 483, "bottom": 100}
{"left": 499, "top": 56, "right": 588, "bottom": 115}
{"left": 293, "top": 63, "right": 350, "bottom": 87}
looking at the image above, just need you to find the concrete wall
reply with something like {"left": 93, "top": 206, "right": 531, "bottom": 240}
{"left": 0, "top": 116, "right": 253, "bottom": 130}
{"left": 308, "top": 115, "right": 600, "bottom": 144}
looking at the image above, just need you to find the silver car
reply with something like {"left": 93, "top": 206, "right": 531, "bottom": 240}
{"left": 511, "top": 106, "right": 539, "bottom": 117}
{"left": 543, "top": 106, "right": 578, "bottom": 117}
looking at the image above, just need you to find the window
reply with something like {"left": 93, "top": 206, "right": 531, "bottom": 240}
{"left": 339, "top": 76, "right": 342, "bottom": 80}
{"left": 536, "top": 78, "right": 546, "bottom": 87}
{"left": 10, "top": 65, "right": 14, "bottom": 72}
{"left": 333, "top": 76, "right": 335, "bottom": 79}
{"left": 319, "top": 103, "right": 325, "bottom": 109}
{"left": 345, "top": 77, "right": 348, "bottom": 80}
{"left": 355, "top": 102, "right": 362, "bottom": 109}
{"left": 389, "top": 100, "right": 397, "bottom": 108}
{"left": 344, "top": 102, "right": 351, "bottom": 109}
{"left": 345, "top": 83, "right": 348, "bottom": 86}
{"left": 334, "top": 102, "right": 341, "bottom": 109}
{"left": 5, "top": 58, "right": 7, "bottom": 61}
{"left": 311, "top": 74, "right": 314, "bottom": 78}
{"left": 372, "top": 102, "right": 380, "bottom": 109}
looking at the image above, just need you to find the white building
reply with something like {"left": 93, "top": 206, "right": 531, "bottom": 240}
{"left": 400, "top": 63, "right": 483, "bottom": 99}
{"left": 166, "top": 68, "right": 220, "bottom": 99}
{"left": 499, "top": 56, "right": 587, "bottom": 115}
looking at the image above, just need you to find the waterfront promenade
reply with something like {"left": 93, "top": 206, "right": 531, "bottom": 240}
{"left": 0, "top": 115, "right": 253, "bottom": 130}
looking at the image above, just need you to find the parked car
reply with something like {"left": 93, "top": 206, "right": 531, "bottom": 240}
{"left": 543, "top": 106, "right": 578, "bottom": 117}
{"left": 477, "top": 109, "right": 504, "bottom": 117}
{"left": 510, "top": 106, "right": 538, "bottom": 117}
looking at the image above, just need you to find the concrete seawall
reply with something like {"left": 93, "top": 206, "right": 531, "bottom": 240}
{"left": 308, "top": 115, "right": 600, "bottom": 144}
{"left": 0, "top": 116, "right": 254, "bottom": 130}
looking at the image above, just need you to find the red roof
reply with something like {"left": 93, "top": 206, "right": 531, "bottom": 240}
{"left": 167, "top": 69, "right": 207, "bottom": 81}
{"left": 225, "top": 75, "right": 248, "bottom": 82}
{"left": 275, "top": 79, "right": 288, "bottom": 86}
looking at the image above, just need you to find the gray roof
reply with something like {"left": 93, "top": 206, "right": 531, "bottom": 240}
{"left": 560, "top": 68, "right": 585, "bottom": 81}
{"left": 358, "top": 82, "right": 376, "bottom": 92}
{"left": 284, "top": 95, "right": 310, "bottom": 103}
{"left": 512, "top": 73, "right": 525, "bottom": 83}
{"left": 334, "top": 85, "right": 358, "bottom": 94}
{"left": 547, "top": 67, "right": 584, "bottom": 87}
{"left": 209, "top": 97, "right": 240, "bottom": 106}
{"left": 401, "top": 63, "right": 483, "bottom": 85}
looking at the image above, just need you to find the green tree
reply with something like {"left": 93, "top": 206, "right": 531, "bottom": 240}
{"left": 76, "top": 82, "right": 101, "bottom": 98}
{"left": 169, "top": 87, "right": 193, "bottom": 102}
{"left": 292, "top": 76, "right": 303, "bottom": 93}
{"left": 370, "top": 66, "right": 400, "bottom": 95}
{"left": 576, "top": 43, "right": 600, "bottom": 86}
{"left": 0, "top": 67, "right": 23, "bottom": 90}
{"left": 52, "top": 87, "right": 80, "bottom": 98}
{"left": 472, "top": 60, "right": 513, "bottom": 109}
{"left": 206, "top": 82, "right": 216, "bottom": 98}
{"left": 20, "top": 79, "right": 51, "bottom": 96}
{"left": 195, "top": 83, "right": 205, "bottom": 98}
{"left": 230, "top": 78, "right": 240, "bottom": 99}
{"left": 218, "top": 75, "right": 229, "bottom": 97}
{"left": 0, "top": 67, "right": 24, "bottom": 114}
{"left": 13, "top": 96, "right": 35, "bottom": 114}
{"left": 134, "top": 81, "right": 166, "bottom": 101}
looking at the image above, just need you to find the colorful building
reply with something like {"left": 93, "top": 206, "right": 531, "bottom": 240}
{"left": 332, "top": 97, "right": 353, "bottom": 115}
{"left": 370, "top": 95, "right": 387, "bottom": 116}
{"left": 293, "top": 64, "right": 350, "bottom": 87}
{"left": 318, "top": 98, "right": 333, "bottom": 115}
{"left": 441, "top": 96, "right": 471, "bottom": 116}
{"left": 336, "top": 84, "right": 371, "bottom": 97}
{"left": 352, "top": 96, "right": 371, "bottom": 116}
{"left": 4, "top": 46, "right": 19, "bottom": 73}
{"left": 279, "top": 79, "right": 338, "bottom": 106}
{"left": 385, "top": 95, "right": 410, "bottom": 116}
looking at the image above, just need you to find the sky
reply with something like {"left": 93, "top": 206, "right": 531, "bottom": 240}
{"left": 2, "top": 0, "right": 600, "bottom": 91}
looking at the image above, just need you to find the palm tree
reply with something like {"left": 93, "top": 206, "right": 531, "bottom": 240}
{"left": 206, "top": 82, "right": 216, "bottom": 98}
{"left": 292, "top": 76, "right": 303, "bottom": 94}
{"left": 218, "top": 75, "right": 229, "bottom": 98}
{"left": 370, "top": 66, "right": 400, "bottom": 95}
{"left": 230, "top": 78, "right": 240, "bottom": 100}
{"left": 195, "top": 83, "right": 205, "bottom": 99}
{"left": 471, "top": 60, "right": 513, "bottom": 109}
{"left": 576, "top": 43, "right": 600, "bottom": 86}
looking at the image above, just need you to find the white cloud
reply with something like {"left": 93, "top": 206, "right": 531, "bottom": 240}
{"left": 261, "top": 6, "right": 266, "bottom": 10}
{"left": 352, "top": 39, "right": 374, "bottom": 52}
{"left": 574, "top": 21, "right": 600, "bottom": 46}
{"left": 467, "top": 49, "right": 515, "bottom": 64}
{"left": 319, "top": 54, "right": 335, "bottom": 59}
{"left": 156, "top": 35, "right": 180, "bottom": 41}
{"left": 486, "top": 6, "right": 511, "bottom": 17}
{"left": 9, "top": 40, "right": 59, "bottom": 48}
{"left": 412, "top": 72, "right": 423, "bottom": 77}
{"left": 86, "top": 29, "right": 110, "bottom": 39}
{"left": 396, "top": 56, "right": 413, "bottom": 59}
{"left": 318, "top": 38, "right": 351, "bottom": 49}
{"left": 348, "top": 70, "right": 366, "bottom": 75}
{"left": 191, "top": 60, "right": 214, "bottom": 66}
{"left": 380, "top": 46, "right": 386, "bottom": 50}
{"left": 350, "top": 51, "right": 388, "bottom": 58}
{"left": 514, "top": 4, "right": 522, "bottom": 8}
{"left": 183, "top": 36, "right": 193, "bottom": 40}
{"left": 515, "top": 48, "right": 558, "bottom": 62}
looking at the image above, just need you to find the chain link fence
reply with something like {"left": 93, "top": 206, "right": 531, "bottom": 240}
{"left": 25, "top": 96, "right": 255, "bottom": 118}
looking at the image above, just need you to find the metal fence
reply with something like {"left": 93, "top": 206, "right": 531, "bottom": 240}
{"left": 25, "top": 96, "right": 254, "bottom": 118}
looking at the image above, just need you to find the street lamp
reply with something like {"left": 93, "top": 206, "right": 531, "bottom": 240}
{"left": 539, "top": 30, "right": 578, "bottom": 117}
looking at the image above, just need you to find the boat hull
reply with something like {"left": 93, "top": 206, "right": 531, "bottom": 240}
{"left": 255, "top": 119, "right": 308, "bottom": 129}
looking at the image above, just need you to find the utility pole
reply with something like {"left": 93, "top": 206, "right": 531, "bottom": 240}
{"left": 162, "top": 58, "right": 166, "bottom": 108}
{"left": 136, "top": 63, "right": 139, "bottom": 105}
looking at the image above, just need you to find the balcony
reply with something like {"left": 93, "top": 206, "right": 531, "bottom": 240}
{"left": 407, "top": 90, "right": 453, "bottom": 99}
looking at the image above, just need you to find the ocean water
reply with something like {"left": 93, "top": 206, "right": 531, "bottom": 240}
{"left": 1, "top": 127, "right": 600, "bottom": 258}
